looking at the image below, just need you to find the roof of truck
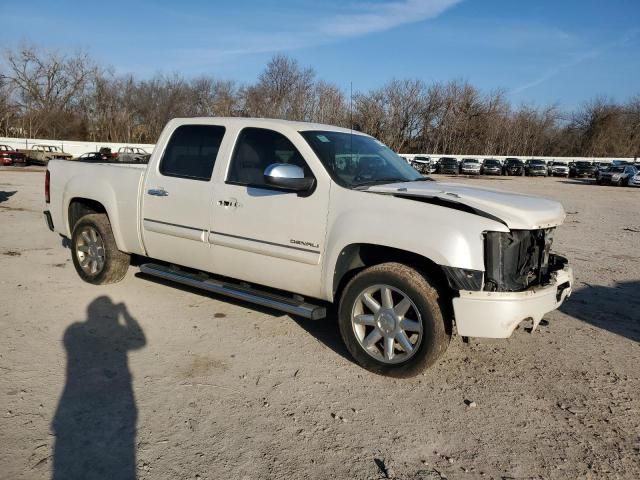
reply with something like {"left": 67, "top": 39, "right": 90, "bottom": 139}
{"left": 170, "top": 117, "right": 366, "bottom": 135}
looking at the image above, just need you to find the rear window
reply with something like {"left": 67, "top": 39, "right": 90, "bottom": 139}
{"left": 159, "top": 125, "right": 226, "bottom": 181}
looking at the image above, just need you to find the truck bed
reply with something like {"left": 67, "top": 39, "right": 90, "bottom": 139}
{"left": 47, "top": 160, "right": 148, "bottom": 255}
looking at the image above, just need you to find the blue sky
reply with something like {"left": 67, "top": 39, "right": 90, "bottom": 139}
{"left": 1, "top": 0, "right": 638, "bottom": 109}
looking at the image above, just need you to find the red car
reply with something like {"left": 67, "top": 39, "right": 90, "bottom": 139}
{"left": 0, "top": 145, "right": 26, "bottom": 166}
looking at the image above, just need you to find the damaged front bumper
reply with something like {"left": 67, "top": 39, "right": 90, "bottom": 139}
{"left": 452, "top": 264, "right": 573, "bottom": 338}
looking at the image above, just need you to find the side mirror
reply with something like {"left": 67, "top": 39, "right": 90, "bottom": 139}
{"left": 264, "top": 163, "right": 314, "bottom": 192}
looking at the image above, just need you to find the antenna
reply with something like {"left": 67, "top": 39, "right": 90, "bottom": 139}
{"left": 349, "top": 81, "right": 353, "bottom": 129}
{"left": 350, "top": 81, "right": 353, "bottom": 161}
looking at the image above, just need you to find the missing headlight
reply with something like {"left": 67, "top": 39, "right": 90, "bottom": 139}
{"left": 484, "top": 229, "right": 554, "bottom": 292}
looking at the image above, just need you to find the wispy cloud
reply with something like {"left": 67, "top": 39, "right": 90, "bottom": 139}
{"left": 169, "top": 0, "right": 461, "bottom": 67}
{"left": 319, "top": 0, "right": 462, "bottom": 38}
{"left": 509, "top": 29, "right": 640, "bottom": 96}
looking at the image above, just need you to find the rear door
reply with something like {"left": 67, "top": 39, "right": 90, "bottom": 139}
{"left": 141, "top": 124, "right": 226, "bottom": 271}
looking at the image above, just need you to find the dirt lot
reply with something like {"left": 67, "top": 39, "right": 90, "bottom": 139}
{"left": 1, "top": 168, "right": 639, "bottom": 479}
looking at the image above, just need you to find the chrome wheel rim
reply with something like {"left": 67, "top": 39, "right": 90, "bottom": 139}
{"left": 75, "top": 226, "right": 105, "bottom": 275}
{"left": 351, "top": 284, "right": 423, "bottom": 364}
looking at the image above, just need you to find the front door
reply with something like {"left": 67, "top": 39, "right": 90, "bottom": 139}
{"left": 209, "top": 127, "right": 329, "bottom": 298}
{"left": 141, "top": 124, "right": 226, "bottom": 271}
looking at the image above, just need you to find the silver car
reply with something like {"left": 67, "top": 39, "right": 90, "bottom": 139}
{"left": 549, "top": 161, "right": 570, "bottom": 177}
{"left": 460, "top": 158, "right": 481, "bottom": 175}
{"left": 596, "top": 165, "right": 638, "bottom": 186}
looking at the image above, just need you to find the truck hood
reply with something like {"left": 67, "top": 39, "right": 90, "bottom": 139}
{"left": 366, "top": 181, "right": 566, "bottom": 230}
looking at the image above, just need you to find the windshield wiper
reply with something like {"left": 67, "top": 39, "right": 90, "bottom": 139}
{"left": 353, "top": 176, "right": 434, "bottom": 189}
{"left": 353, "top": 178, "right": 408, "bottom": 188}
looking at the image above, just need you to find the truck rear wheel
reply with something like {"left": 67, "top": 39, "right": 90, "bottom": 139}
{"left": 71, "top": 214, "right": 130, "bottom": 285}
{"left": 338, "top": 262, "right": 450, "bottom": 377}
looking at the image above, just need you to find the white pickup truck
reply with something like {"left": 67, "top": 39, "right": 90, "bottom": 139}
{"left": 44, "top": 117, "right": 573, "bottom": 376}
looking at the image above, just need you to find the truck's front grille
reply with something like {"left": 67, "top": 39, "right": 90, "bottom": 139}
{"left": 483, "top": 228, "right": 555, "bottom": 292}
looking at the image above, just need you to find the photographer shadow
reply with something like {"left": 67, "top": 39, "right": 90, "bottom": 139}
{"left": 52, "top": 296, "right": 146, "bottom": 480}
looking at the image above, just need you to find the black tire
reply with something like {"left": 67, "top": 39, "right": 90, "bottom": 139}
{"left": 71, "top": 213, "right": 130, "bottom": 285}
{"left": 338, "top": 262, "right": 450, "bottom": 377}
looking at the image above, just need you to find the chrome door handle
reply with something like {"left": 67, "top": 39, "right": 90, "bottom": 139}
{"left": 148, "top": 188, "right": 169, "bottom": 197}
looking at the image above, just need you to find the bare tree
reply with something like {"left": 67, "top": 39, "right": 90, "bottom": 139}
{"left": 0, "top": 47, "right": 638, "bottom": 157}
{"left": 243, "top": 54, "right": 315, "bottom": 120}
{"left": 1, "top": 45, "right": 98, "bottom": 138}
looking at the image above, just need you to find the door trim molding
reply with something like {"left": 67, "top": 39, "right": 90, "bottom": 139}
{"left": 143, "top": 218, "right": 205, "bottom": 242}
{"left": 208, "top": 231, "right": 320, "bottom": 265}
{"left": 210, "top": 230, "right": 320, "bottom": 253}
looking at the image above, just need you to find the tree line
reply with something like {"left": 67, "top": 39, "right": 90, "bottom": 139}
{"left": 1, "top": 46, "right": 638, "bottom": 157}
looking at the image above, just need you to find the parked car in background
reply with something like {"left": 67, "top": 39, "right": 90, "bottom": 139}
{"left": 596, "top": 165, "right": 638, "bottom": 186}
{"left": 460, "top": 158, "right": 481, "bottom": 175}
{"left": 411, "top": 156, "right": 433, "bottom": 174}
{"left": 629, "top": 168, "right": 640, "bottom": 187}
{"left": 481, "top": 158, "right": 502, "bottom": 175}
{"left": 115, "top": 146, "right": 151, "bottom": 163}
{"left": 0, "top": 145, "right": 26, "bottom": 166}
{"left": 503, "top": 158, "right": 525, "bottom": 176}
{"left": 437, "top": 157, "right": 459, "bottom": 174}
{"left": 75, "top": 152, "right": 112, "bottom": 162}
{"left": 16, "top": 144, "right": 73, "bottom": 165}
{"left": 548, "top": 161, "right": 570, "bottom": 177}
{"left": 569, "top": 161, "right": 596, "bottom": 178}
{"left": 593, "top": 162, "right": 611, "bottom": 182}
{"left": 524, "top": 159, "right": 547, "bottom": 176}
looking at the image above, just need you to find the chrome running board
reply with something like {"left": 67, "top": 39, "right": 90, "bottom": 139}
{"left": 139, "top": 263, "right": 326, "bottom": 320}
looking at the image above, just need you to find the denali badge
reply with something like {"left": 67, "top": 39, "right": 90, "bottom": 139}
{"left": 290, "top": 239, "right": 319, "bottom": 249}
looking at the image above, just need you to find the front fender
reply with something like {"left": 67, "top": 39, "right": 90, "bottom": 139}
{"left": 321, "top": 187, "right": 508, "bottom": 301}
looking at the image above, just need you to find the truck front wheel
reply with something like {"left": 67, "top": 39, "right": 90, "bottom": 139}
{"left": 338, "top": 262, "right": 450, "bottom": 377}
{"left": 71, "top": 214, "right": 130, "bottom": 285}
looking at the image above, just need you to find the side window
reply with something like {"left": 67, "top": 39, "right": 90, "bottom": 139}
{"left": 159, "top": 125, "right": 225, "bottom": 181}
{"left": 227, "top": 128, "right": 311, "bottom": 187}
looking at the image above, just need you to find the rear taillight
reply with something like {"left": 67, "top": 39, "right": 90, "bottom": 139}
{"left": 45, "top": 170, "right": 50, "bottom": 203}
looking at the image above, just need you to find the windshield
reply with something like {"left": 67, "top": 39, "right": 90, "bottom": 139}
{"left": 554, "top": 162, "right": 568, "bottom": 166}
{"left": 300, "top": 130, "right": 422, "bottom": 188}
{"left": 484, "top": 160, "right": 500, "bottom": 166}
{"left": 609, "top": 166, "right": 625, "bottom": 173}
{"left": 507, "top": 159, "right": 523, "bottom": 165}
{"left": 463, "top": 159, "right": 479, "bottom": 164}
{"left": 441, "top": 158, "right": 457, "bottom": 165}
{"left": 530, "top": 160, "right": 545, "bottom": 165}
{"left": 576, "top": 161, "right": 591, "bottom": 166}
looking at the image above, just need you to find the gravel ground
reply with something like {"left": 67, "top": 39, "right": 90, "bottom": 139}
{"left": 1, "top": 168, "right": 639, "bottom": 479}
